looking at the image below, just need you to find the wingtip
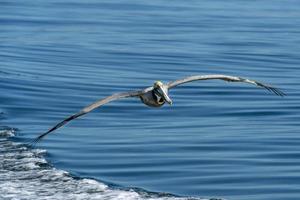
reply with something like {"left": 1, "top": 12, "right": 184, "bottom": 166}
{"left": 256, "top": 81, "right": 285, "bottom": 97}
{"left": 28, "top": 136, "right": 42, "bottom": 148}
{"left": 269, "top": 86, "right": 286, "bottom": 97}
{"left": 28, "top": 131, "right": 49, "bottom": 148}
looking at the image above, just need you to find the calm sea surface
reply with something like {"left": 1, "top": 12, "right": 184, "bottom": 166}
{"left": 1, "top": 1, "right": 300, "bottom": 199}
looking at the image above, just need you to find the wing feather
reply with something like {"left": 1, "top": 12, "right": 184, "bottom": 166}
{"left": 31, "top": 90, "right": 146, "bottom": 145}
{"left": 167, "top": 74, "right": 285, "bottom": 96}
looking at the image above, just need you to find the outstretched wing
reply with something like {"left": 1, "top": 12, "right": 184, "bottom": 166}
{"left": 32, "top": 89, "right": 147, "bottom": 145}
{"left": 167, "top": 74, "right": 285, "bottom": 96}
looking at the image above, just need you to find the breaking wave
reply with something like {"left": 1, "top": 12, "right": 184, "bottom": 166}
{"left": 0, "top": 128, "right": 220, "bottom": 200}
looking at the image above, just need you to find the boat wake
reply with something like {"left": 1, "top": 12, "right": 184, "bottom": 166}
{"left": 0, "top": 128, "right": 221, "bottom": 200}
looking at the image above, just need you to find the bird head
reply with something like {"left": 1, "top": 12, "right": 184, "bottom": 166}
{"left": 153, "top": 81, "right": 172, "bottom": 105}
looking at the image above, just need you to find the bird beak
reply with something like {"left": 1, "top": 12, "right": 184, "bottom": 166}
{"left": 157, "top": 85, "right": 172, "bottom": 105}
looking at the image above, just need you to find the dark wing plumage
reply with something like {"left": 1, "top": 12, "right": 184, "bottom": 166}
{"left": 31, "top": 90, "right": 147, "bottom": 145}
{"left": 167, "top": 74, "right": 285, "bottom": 96}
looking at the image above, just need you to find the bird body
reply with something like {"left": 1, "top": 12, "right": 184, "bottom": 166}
{"left": 32, "top": 74, "right": 284, "bottom": 144}
{"left": 139, "top": 81, "right": 171, "bottom": 107}
{"left": 140, "top": 91, "right": 164, "bottom": 107}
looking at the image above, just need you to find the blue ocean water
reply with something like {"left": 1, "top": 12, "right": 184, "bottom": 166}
{"left": 1, "top": 0, "right": 300, "bottom": 199}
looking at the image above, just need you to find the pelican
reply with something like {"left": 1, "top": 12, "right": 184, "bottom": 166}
{"left": 32, "top": 74, "right": 284, "bottom": 144}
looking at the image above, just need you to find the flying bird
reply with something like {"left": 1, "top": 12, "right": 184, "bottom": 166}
{"left": 32, "top": 74, "right": 284, "bottom": 144}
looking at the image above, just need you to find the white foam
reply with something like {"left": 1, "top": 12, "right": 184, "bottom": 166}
{"left": 0, "top": 128, "right": 221, "bottom": 200}
{"left": 0, "top": 129, "right": 15, "bottom": 137}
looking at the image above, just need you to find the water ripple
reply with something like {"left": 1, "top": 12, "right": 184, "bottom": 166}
{"left": 1, "top": 0, "right": 300, "bottom": 200}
